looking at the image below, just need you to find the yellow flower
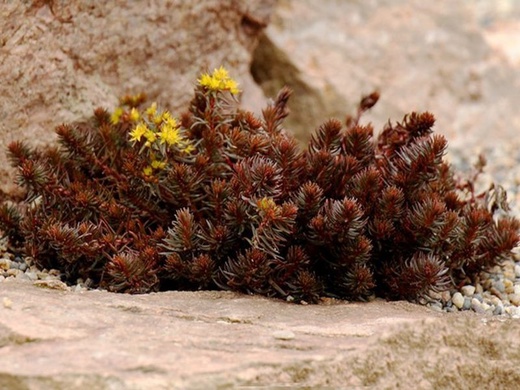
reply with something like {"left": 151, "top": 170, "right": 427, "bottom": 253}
{"left": 198, "top": 66, "right": 240, "bottom": 95}
{"left": 161, "top": 111, "right": 177, "bottom": 127}
{"left": 151, "top": 159, "right": 166, "bottom": 170}
{"left": 213, "top": 66, "right": 229, "bottom": 80}
{"left": 129, "top": 108, "right": 140, "bottom": 122}
{"left": 223, "top": 78, "right": 240, "bottom": 95}
{"left": 111, "top": 107, "right": 124, "bottom": 125}
{"left": 143, "top": 166, "right": 153, "bottom": 176}
{"left": 181, "top": 143, "right": 195, "bottom": 154}
{"left": 158, "top": 124, "right": 180, "bottom": 146}
{"left": 145, "top": 102, "right": 157, "bottom": 119}
{"left": 144, "top": 128, "right": 157, "bottom": 144}
{"left": 129, "top": 123, "right": 148, "bottom": 142}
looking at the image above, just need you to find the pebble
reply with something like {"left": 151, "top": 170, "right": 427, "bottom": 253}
{"left": 509, "top": 294, "right": 520, "bottom": 306}
{"left": 440, "top": 290, "right": 451, "bottom": 303}
{"left": 0, "top": 258, "right": 11, "bottom": 271}
{"left": 471, "top": 298, "right": 486, "bottom": 314}
{"left": 272, "top": 330, "right": 295, "bottom": 340}
{"left": 494, "top": 281, "right": 506, "bottom": 294}
{"left": 25, "top": 272, "right": 38, "bottom": 281}
{"left": 515, "top": 264, "right": 520, "bottom": 278}
{"left": 452, "top": 292, "right": 464, "bottom": 309}
{"left": 6, "top": 269, "right": 21, "bottom": 277}
{"left": 462, "top": 297, "right": 472, "bottom": 311}
{"left": 504, "top": 279, "right": 515, "bottom": 294}
{"left": 461, "top": 285, "right": 476, "bottom": 296}
{"left": 493, "top": 305, "right": 504, "bottom": 316}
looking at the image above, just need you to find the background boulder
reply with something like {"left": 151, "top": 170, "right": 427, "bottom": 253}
{"left": 252, "top": 0, "right": 520, "bottom": 154}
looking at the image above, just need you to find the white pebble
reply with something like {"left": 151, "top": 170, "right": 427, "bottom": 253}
{"left": 452, "top": 292, "right": 464, "bottom": 309}
{"left": 515, "top": 264, "right": 520, "bottom": 278}
{"left": 514, "top": 285, "right": 520, "bottom": 295}
{"left": 272, "top": 330, "right": 295, "bottom": 340}
{"left": 461, "top": 285, "right": 476, "bottom": 296}
{"left": 24, "top": 272, "right": 38, "bottom": 281}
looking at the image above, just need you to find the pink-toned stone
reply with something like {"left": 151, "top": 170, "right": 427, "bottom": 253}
{"left": 252, "top": 0, "right": 520, "bottom": 153}
{"left": 1, "top": 280, "right": 520, "bottom": 388}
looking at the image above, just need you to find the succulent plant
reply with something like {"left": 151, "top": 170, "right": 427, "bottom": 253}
{"left": 1, "top": 67, "right": 518, "bottom": 303}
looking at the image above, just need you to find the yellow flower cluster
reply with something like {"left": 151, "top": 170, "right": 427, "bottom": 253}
{"left": 124, "top": 102, "right": 194, "bottom": 176}
{"left": 129, "top": 109, "right": 181, "bottom": 148}
{"left": 198, "top": 66, "right": 240, "bottom": 95}
{"left": 110, "top": 94, "right": 145, "bottom": 125}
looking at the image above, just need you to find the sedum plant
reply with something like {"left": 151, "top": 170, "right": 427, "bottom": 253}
{"left": 1, "top": 66, "right": 518, "bottom": 303}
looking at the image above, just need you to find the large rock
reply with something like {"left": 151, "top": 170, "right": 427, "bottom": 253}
{"left": 1, "top": 279, "right": 520, "bottom": 389}
{"left": 0, "top": 0, "right": 274, "bottom": 195}
{"left": 252, "top": 0, "right": 520, "bottom": 153}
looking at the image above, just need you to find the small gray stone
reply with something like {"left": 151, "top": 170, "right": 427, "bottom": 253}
{"left": 9, "top": 261, "right": 19, "bottom": 270}
{"left": 462, "top": 297, "right": 472, "bottom": 311}
{"left": 452, "top": 292, "right": 464, "bottom": 309}
{"left": 18, "top": 263, "right": 28, "bottom": 272}
{"left": 428, "top": 302, "right": 443, "bottom": 312}
{"left": 272, "top": 330, "right": 295, "bottom": 340}
{"left": 472, "top": 293, "right": 483, "bottom": 303}
{"left": 493, "top": 281, "right": 506, "bottom": 294}
{"left": 461, "top": 285, "right": 475, "bottom": 296}
{"left": 493, "top": 305, "right": 504, "bottom": 316}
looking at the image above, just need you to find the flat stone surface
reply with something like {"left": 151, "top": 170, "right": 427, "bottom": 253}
{"left": 1, "top": 280, "right": 520, "bottom": 389}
